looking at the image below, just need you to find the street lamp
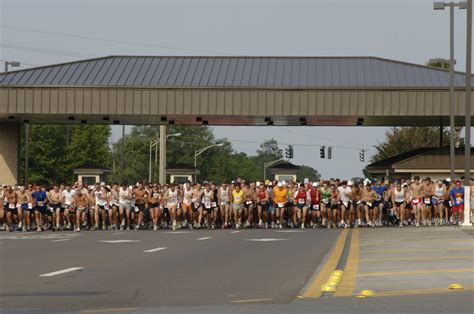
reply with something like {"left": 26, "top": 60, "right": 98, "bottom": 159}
{"left": 194, "top": 143, "right": 224, "bottom": 181}
{"left": 148, "top": 132, "right": 181, "bottom": 182}
{"left": 4, "top": 60, "right": 20, "bottom": 73}
{"left": 433, "top": 1, "right": 467, "bottom": 182}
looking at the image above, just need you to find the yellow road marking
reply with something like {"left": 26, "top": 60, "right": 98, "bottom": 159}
{"left": 362, "top": 247, "right": 474, "bottom": 254}
{"left": 358, "top": 268, "right": 474, "bottom": 277}
{"left": 302, "top": 229, "right": 349, "bottom": 298}
{"left": 374, "top": 286, "right": 474, "bottom": 297}
{"left": 360, "top": 256, "right": 474, "bottom": 263}
{"left": 334, "top": 229, "right": 359, "bottom": 297}
{"left": 230, "top": 298, "right": 272, "bottom": 303}
{"left": 80, "top": 308, "right": 140, "bottom": 313}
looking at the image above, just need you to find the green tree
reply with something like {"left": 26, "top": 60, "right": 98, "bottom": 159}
{"left": 19, "top": 124, "right": 111, "bottom": 185}
{"left": 371, "top": 127, "right": 448, "bottom": 163}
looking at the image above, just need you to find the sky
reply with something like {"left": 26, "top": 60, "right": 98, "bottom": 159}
{"left": 1, "top": 0, "right": 473, "bottom": 178}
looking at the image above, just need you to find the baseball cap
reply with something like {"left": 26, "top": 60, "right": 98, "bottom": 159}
{"left": 256, "top": 182, "right": 261, "bottom": 187}
{"left": 304, "top": 178, "right": 309, "bottom": 184}
{"left": 312, "top": 182, "right": 318, "bottom": 187}
{"left": 277, "top": 182, "right": 283, "bottom": 187}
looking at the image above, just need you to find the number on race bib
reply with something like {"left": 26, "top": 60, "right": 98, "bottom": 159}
{"left": 211, "top": 202, "right": 217, "bottom": 207}
{"left": 313, "top": 204, "right": 319, "bottom": 210}
{"left": 424, "top": 198, "right": 431, "bottom": 204}
{"left": 246, "top": 201, "right": 252, "bottom": 205}
{"left": 277, "top": 202, "right": 285, "bottom": 208}
{"left": 298, "top": 199, "right": 305, "bottom": 204}
{"left": 8, "top": 203, "right": 15, "bottom": 209}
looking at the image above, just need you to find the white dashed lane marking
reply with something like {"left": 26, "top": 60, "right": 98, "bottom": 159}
{"left": 230, "top": 231, "right": 240, "bottom": 234}
{"left": 197, "top": 237, "right": 212, "bottom": 241}
{"left": 51, "top": 238, "right": 71, "bottom": 242}
{"left": 39, "top": 267, "right": 84, "bottom": 277}
{"left": 245, "top": 238, "right": 288, "bottom": 242}
{"left": 143, "top": 247, "right": 167, "bottom": 253}
{"left": 98, "top": 240, "right": 141, "bottom": 243}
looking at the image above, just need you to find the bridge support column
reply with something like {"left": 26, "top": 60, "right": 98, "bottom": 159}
{"left": 0, "top": 122, "right": 20, "bottom": 185}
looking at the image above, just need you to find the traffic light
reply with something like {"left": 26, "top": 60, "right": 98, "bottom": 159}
{"left": 328, "top": 147, "right": 332, "bottom": 159}
{"left": 320, "top": 146, "right": 325, "bottom": 159}
{"left": 359, "top": 149, "right": 365, "bottom": 162}
{"left": 285, "top": 145, "right": 294, "bottom": 159}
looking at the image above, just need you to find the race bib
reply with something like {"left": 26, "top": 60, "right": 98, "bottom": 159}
{"left": 134, "top": 206, "right": 139, "bottom": 212}
{"left": 366, "top": 202, "right": 373, "bottom": 207}
{"left": 313, "top": 204, "right": 319, "bottom": 210}
{"left": 260, "top": 201, "right": 267, "bottom": 205}
{"left": 28, "top": 203, "right": 33, "bottom": 209}
{"left": 322, "top": 198, "right": 329, "bottom": 204}
{"left": 456, "top": 197, "right": 463, "bottom": 204}
{"left": 343, "top": 201, "right": 349, "bottom": 208}
{"left": 277, "top": 202, "right": 285, "bottom": 208}
{"left": 375, "top": 194, "right": 382, "bottom": 201}
{"left": 183, "top": 199, "right": 191, "bottom": 205}
{"left": 448, "top": 201, "right": 453, "bottom": 207}
{"left": 412, "top": 199, "right": 420, "bottom": 205}
{"left": 37, "top": 201, "right": 44, "bottom": 206}
{"left": 211, "top": 202, "right": 217, "bottom": 207}
{"left": 205, "top": 203, "right": 211, "bottom": 209}
{"left": 8, "top": 203, "right": 15, "bottom": 209}
{"left": 424, "top": 198, "right": 431, "bottom": 205}
{"left": 194, "top": 202, "right": 200, "bottom": 208}
{"left": 298, "top": 199, "right": 305, "bottom": 205}
{"left": 246, "top": 201, "right": 253, "bottom": 205}
{"left": 221, "top": 201, "right": 227, "bottom": 206}
{"left": 356, "top": 200, "right": 361, "bottom": 205}
{"left": 234, "top": 196, "right": 241, "bottom": 202}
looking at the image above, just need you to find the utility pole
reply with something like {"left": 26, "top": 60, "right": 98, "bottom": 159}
{"left": 159, "top": 125, "right": 166, "bottom": 185}
{"left": 463, "top": 0, "right": 472, "bottom": 226}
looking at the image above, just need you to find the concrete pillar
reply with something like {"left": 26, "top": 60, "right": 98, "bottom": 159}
{"left": 0, "top": 122, "right": 20, "bottom": 185}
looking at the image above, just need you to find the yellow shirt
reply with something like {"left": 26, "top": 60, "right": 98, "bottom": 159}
{"left": 273, "top": 187, "right": 287, "bottom": 203}
{"left": 232, "top": 190, "right": 244, "bottom": 205}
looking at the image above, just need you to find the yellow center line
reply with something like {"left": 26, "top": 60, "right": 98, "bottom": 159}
{"left": 358, "top": 268, "right": 474, "bottom": 277}
{"left": 301, "top": 229, "right": 349, "bottom": 298}
{"left": 362, "top": 247, "right": 474, "bottom": 254}
{"left": 374, "top": 286, "right": 474, "bottom": 297}
{"left": 80, "top": 308, "right": 141, "bottom": 313}
{"left": 334, "top": 228, "right": 359, "bottom": 297}
{"left": 230, "top": 298, "right": 272, "bottom": 303}
{"left": 360, "top": 256, "right": 474, "bottom": 263}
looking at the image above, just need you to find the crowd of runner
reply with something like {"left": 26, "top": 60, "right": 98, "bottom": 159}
{"left": 0, "top": 176, "right": 469, "bottom": 232}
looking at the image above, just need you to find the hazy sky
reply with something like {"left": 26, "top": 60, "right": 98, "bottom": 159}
{"left": 1, "top": 0, "right": 473, "bottom": 178}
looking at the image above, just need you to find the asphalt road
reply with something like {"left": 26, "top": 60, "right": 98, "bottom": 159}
{"left": 0, "top": 227, "right": 473, "bottom": 313}
{"left": 0, "top": 229, "right": 339, "bottom": 311}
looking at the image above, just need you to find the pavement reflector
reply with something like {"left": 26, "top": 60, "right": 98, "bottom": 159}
{"left": 448, "top": 283, "right": 464, "bottom": 290}
{"left": 358, "top": 289, "right": 375, "bottom": 297}
{"left": 296, "top": 296, "right": 304, "bottom": 299}
{"left": 321, "top": 284, "right": 337, "bottom": 292}
{"left": 356, "top": 295, "right": 366, "bottom": 299}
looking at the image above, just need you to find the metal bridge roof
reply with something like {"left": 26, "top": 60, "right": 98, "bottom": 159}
{"left": 0, "top": 56, "right": 468, "bottom": 88}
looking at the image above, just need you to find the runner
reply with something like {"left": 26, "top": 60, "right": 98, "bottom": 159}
{"left": 164, "top": 183, "right": 180, "bottom": 231}
{"left": 338, "top": 180, "right": 352, "bottom": 228}
{"left": 192, "top": 183, "right": 204, "bottom": 229}
{"left": 308, "top": 182, "right": 321, "bottom": 228}
{"left": 231, "top": 182, "right": 245, "bottom": 229}
{"left": 72, "top": 189, "right": 89, "bottom": 232}
{"left": 256, "top": 182, "right": 268, "bottom": 228}
{"left": 361, "top": 182, "right": 377, "bottom": 227}
{"left": 31, "top": 185, "right": 48, "bottom": 232}
{"left": 62, "top": 184, "right": 75, "bottom": 230}
{"left": 449, "top": 179, "right": 465, "bottom": 226}
{"left": 15, "top": 186, "right": 29, "bottom": 231}
{"left": 422, "top": 178, "right": 434, "bottom": 226}
{"left": 391, "top": 181, "right": 406, "bottom": 227}
{"left": 293, "top": 183, "right": 309, "bottom": 229}
{"left": 48, "top": 185, "right": 63, "bottom": 230}
{"left": 149, "top": 184, "right": 162, "bottom": 230}
{"left": 273, "top": 182, "right": 288, "bottom": 229}
{"left": 218, "top": 183, "right": 230, "bottom": 229}
{"left": 431, "top": 180, "right": 446, "bottom": 226}
{"left": 3, "top": 185, "right": 17, "bottom": 232}
{"left": 409, "top": 176, "right": 423, "bottom": 227}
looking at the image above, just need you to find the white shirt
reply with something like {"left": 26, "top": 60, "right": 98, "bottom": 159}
{"left": 62, "top": 189, "right": 75, "bottom": 206}
{"left": 338, "top": 186, "right": 352, "bottom": 202}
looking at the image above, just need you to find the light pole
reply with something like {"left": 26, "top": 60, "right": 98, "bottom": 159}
{"left": 3, "top": 61, "right": 25, "bottom": 184}
{"left": 264, "top": 157, "right": 286, "bottom": 181}
{"left": 434, "top": 1, "right": 467, "bottom": 181}
{"left": 463, "top": 0, "right": 472, "bottom": 226}
{"left": 4, "top": 60, "right": 20, "bottom": 73}
{"left": 194, "top": 143, "right": 224, "bottom": 181}
{"left": 149, "top": 132, "right": 181, "bottom": 183}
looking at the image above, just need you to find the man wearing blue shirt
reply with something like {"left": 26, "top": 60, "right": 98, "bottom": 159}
{"left": 32, "top": 185, "right": 47, "bottom": 232}
{"left": 372, "top": 180, "right": 388, "bottom": 226}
